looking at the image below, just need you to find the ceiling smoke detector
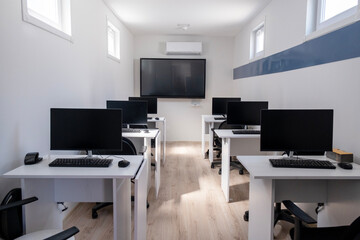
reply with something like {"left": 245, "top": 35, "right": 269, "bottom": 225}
{"left": 177, "top": 24, "right": 190, "bottom": 31}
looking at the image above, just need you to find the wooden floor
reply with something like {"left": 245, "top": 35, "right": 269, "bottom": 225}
{"left": 64, "top": 142, "right": 292, "bottom": 240}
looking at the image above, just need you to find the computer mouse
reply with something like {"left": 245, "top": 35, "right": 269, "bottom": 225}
{"left": 118, "top": 160, "right": 130, "bottom": 168}
{"left": 155, "top": 117, "right": 160, "bottom": 120}
{"left": 337, "top": 162, "right": 353, "bottom": 170}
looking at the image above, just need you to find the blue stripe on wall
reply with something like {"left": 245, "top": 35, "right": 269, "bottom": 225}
{"left": 233, "top": 20, "right": 360, "bottom": 79}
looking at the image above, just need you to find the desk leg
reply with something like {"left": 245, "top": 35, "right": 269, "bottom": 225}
{"left": 22, "top": 179, "right": 63, "bottom": 233}
{"left": 163, "top": 119, "right": 166, "bottom": 164}
{"left": 201, "top": 116, "right": 205, "bottom": 158}
{"left": 144, "top": 138, "right": 151, "bottom": 194}
{"left": 208, "top": 122, "right": 214, "bottom": 163}
{"left": 134, "top": 159, "right": 148, "bottom": 240}
{"left": 221, "top": 138, "right": 231, "bottom": 202}
{"left": 155, "top": 134, "right": 161, "bottom": 198}
{"left": 113, "top": 178, "right": 131, "bottom": 240}
{"left": 248, "top": 176, "right": 274, "bottom": 240}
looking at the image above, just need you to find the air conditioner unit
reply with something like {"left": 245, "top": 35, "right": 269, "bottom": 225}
{"left": 166, "top": 42, "right": 202, "bottom": 55}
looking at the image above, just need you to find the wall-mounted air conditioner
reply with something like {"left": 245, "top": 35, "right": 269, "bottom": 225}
{"left": 165, "top": 42, "right": 202, "bottom": 55}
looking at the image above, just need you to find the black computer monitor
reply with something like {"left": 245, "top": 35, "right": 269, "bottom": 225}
{"left": 129, "top": 97, "right": 157, "bottom": 114}
{"left": 212, "top": 97, "right": 241, "bottom": 115}
{"left": 106, "top": 100, "right": 147, "bottom": 125}
{"left": 260, "top": 109, "right": 333, "bottom": 157}
{"left": 227, "top": 101, "right": 268, "bottom": 126}
{"left": 50, "top": 108, "right": 122, "bottom": 154}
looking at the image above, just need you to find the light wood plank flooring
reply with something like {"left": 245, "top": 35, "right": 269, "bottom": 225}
{"left": 64, "top": 142, "right": 292, "bottom": 240}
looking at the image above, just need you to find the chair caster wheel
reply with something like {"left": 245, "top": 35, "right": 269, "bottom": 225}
{"left": 211, "top": 163, "right": 215, "bottom": 168}
{"left": 243, "top": 211, "right": 249, "bottom": 221}
{"left": 92, "top": 211, "right": 98, "bottom": 219}
{"left": 218, "top": 169, "right": 222, "bottom": 175}
{"left": 147, "top": 202, "right": 150, "bottom": 209}
{"left": 239, "top": 169, "right": 244, "bottom": 175}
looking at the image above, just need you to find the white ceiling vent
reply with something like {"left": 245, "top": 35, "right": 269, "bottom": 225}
{"left": 166, "top": 42, "right": 202, "bottom": 55}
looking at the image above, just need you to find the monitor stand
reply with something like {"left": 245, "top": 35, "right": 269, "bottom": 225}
{"left": 85, "top": 150, "right": 101, "bottom": 160}
{"left": 87, "top": 150, "right": 93, "bottom": 158}
{"left": 283, "top": 151, "right": 301, "bottom": 160}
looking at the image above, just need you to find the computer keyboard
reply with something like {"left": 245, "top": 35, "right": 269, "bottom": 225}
{"left": 214, "top": 117, "right": 226, "bottom": 120}
{"left": 232, "top": 129, "right": 260, "bottom": 134}
{"left": 269, "top": 158, "right": 336, "bottom": 169}
{"left": 122, "top": 128, "right": 141, "bottom": 133}
{"left": 49, "top": 158, "right": 113, "bottom": 167}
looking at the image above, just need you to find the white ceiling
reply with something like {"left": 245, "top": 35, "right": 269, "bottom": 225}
{"left": 104, "top": 0, "right": 272, "bottom": 36}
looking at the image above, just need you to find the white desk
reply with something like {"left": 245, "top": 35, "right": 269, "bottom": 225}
{"left": 3, "top": 155, "right": 148, "bottom": 240}
{"left": 214, "top": 129, "right": 271, "bottom": 202}
{"left": 201, "top": 115, "right": 226, "bottom": 162}
{"left": 148, "top": 117, "right": 166, "bottom": 164}
{"left": 238, "top": 155, "right": 360, "bottom": 240}
{"left": 123, "top": 129, "right": 161, "bottom": 198}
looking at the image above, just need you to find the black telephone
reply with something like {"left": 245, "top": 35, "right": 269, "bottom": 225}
{"left": 24, "top": 152, "right": 43, "bottom": 165}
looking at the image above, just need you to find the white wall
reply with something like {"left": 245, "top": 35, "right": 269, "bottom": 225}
{"left": 134, "top": 35, "right": 235, "bottom": 141}
{"left": 0, "top": 0, "right": 134, "bottom": 200}
{"left": 233, "top": 0, "right": 360, "bottom": 162}
{"left": 233, "top": 0, "right": 360, "bottom": 225}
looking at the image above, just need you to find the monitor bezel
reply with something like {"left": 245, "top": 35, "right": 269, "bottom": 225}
{"left": 212, "top": 97, "right": 241, "bottom": 115}
{"left": 50, "top": 108, "right": 123, "bottom": 151}
{"left": 129, "top": 97, "right": 158, "bottom": 114}
{"left": 260, "top": 109, "right": 334, "bottom": 152}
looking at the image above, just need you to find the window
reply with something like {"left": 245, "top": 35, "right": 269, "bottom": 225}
{"left": 250, "top": 22, "right": 265, "bottom": 59}
{"left": 307, "top": 0, "right": 359, "bottom": 35}
{"left": 107, "top": 20, "right": 120, "bottom": 61}
{"left": 318, "top": 0, "right": 357, "bottom": 24}
{"left": 22, "top": 0, "right": 71, "bottom": 40}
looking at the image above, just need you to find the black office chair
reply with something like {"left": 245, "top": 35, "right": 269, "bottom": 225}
{"left": 211, "top": 121, "right": 245, "bottom": 175}
{"left": 91, "top": 137, "right": 148, "bottom": 219}
{"left": 0, "top": 188, "right": 79, "bottom": 240}
{"left": 282, "top": 200, "right": 360, "bottom": 240}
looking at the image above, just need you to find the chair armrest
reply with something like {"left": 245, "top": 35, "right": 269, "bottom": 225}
{"left": 139, "top": 146, "right": 147, "bottom": 155}
{"left": 282, "top": 200, "right": 317, "bottom": 224}
{"left": 44, "top": 226, "right": 79, "bottom": 240}
{"left": 0, "top": 196, "right": 38, "bottom": 212}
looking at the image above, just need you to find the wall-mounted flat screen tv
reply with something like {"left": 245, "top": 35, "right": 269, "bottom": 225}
{"left": 140, "top": 58, "right": 206, "bottom": 98}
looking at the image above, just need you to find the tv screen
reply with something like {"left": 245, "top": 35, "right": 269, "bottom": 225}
{"left": 140, "top": 58, "right": 206, "bottom": 98}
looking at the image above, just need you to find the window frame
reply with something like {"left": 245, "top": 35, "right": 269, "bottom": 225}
{"left": 21, "top": 0, "right": 72, "bottom": 41}
{"left": 250, "top": 21, "right": 265, "bottom": 60}
{"left": 107, "top": 19, "right": 121, "bottom": 62}
{"left": 316, "top": 0, "right": 359, "bottom": 31}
